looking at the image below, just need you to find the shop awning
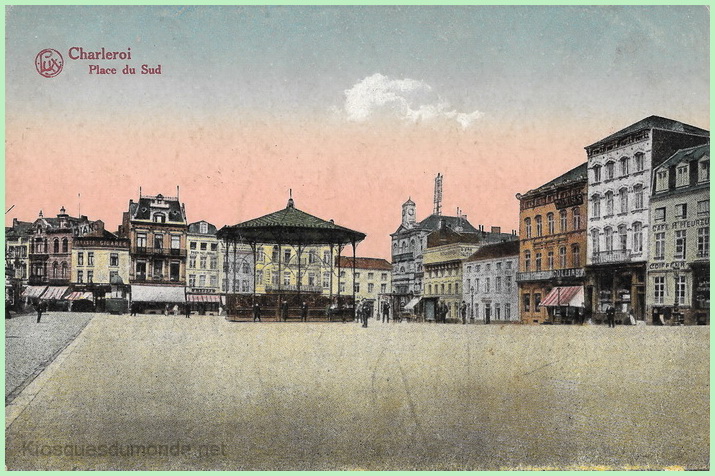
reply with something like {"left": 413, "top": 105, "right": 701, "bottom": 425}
{"left": 404, "top": 297, "right": 421, "bottom": 311}
{"left": 21, "top": 286, "right": 47, "bottom": 298}
{"left": 541, "top": 286, "right": 584, "bottom": 307}
{"left": 66, "top": 291, "right": 94, "bottom": 301}
{"left": 131, "top": 285, "right": 186, "bottom": 303}
{"left": 41, "top": 286, "right": 69, "bottom": 300}
{"left": 186, "top": 294, "right": 221, "bottom": 303}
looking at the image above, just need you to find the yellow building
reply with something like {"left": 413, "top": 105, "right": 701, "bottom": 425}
{"left": 251, "top": 244, "right": 338, "bottom": 295}
{"left": 71, "top": 232, "right": 131, "bottom": 310}
{"left": 335, "top": 257, "right": 392, "bottom": 315}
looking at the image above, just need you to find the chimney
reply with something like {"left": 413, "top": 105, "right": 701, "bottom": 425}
{"left": 491, "top": 226, "right": 501, "bottom": 234}
{"left": 13, "top": 218, "right": 18, "bottom": 227}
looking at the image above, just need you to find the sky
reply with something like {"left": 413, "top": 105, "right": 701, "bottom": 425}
{"left": 5, "top": 5, "right": 710, "bottom": 259}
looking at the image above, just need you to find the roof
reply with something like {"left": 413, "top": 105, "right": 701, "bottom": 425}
{"left": 335, "top": 257, "right": 392, "bottom": 270}
{"left": 217, "top": 199, "right": 366, "bottom": 246}
{"left": 654, "top": 143, "right": 709, "bottom": 173}
{"left": 188, "top": 221, "right": 218, "bottom": 234}
{"left": 586, "top": 115, "right": 709, "bottom": 150}
{"left": 521, "top": 163, "right": 587, "bottom": 197}
{"left": 128, "top": 194, "right": 186, "bottom": 224}
{"left": 426, "top": 223, "right": 517, "bottom": 249}
{"left": 393, "top": 213, "right": 478, "bottom": 235}
{"left": 6, "top": 220, "right": 33, "bottom": 239}
{"left": 465, "top": 240, "right": 520, "bottom": 262}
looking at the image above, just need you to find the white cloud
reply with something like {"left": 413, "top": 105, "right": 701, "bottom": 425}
{"left": 341, "top": 73, "right": 483, "bottom": 129}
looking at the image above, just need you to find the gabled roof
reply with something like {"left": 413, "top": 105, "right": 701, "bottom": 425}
{"left": 217, "top": 199, "right": 365, "bottom": 246}
{"left": 6, "top": 220, "right": 33, "bottom": 239}
{"left": 521, "top": 163, "right": 587, "bottom": 198}
{"left": 336, "top": 256, "right": 392, "bottom": 271}
{"left": 466, "top": 240, "right": 520, "bottom": 262}
{"left": 654, "top": 143, "right": 709, "bottom": 173}
{"left": 586, "top": 115, "right": 709, "bottom": 150}
{"left": 129, "top": 194, "right": 186, "bottom": 224}
{"left": 393, "top": 214, "right": 478, "bottom": 235}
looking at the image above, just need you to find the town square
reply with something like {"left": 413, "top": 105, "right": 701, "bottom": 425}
{"left": 5, "top": 5, "right": 709, "bottom": 471}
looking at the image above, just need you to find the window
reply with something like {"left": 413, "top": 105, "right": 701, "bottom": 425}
{"left": 283, "top": 249, "right": 291, "bottom": 263}
{"left": 211, "top": 243, "right": 218, "bottom": 251}
{"left": 381, "top": 273, "right": 388, "bottom": 281}
{"left": 495, "top": 303, "right": 501, "bottom": 320}
{"left": 633, "top": 184, "right": 644, "bottom": 210}
{"left": 604, "top": 227, "right": 613, "bottom": 252}
{"left": 210, "top": 257, "right": 218, "bottom": 269}
{"left": 572, "top": 207, "right": 581, "bottom": 230}
{"left": 523, "top": 293, "right": 530, "bottom": 313}
{"left": 634, "top": 152, "right": 645, "bottom": 172}
{"left": 675, "top": 203, "right": 687, "bottom": 219}
{"left": 697, "top": 200, "right": 709, "bottom": 216}
{"left": 87, "top": 252, "right": 94, "bottom": 266}
{"left": 189, "top": 255, "right": 196, "bottom": 268}
{"left": 308, "top": 250, "right": 317, "bottom": 264}
{"left": 484, "top": 278, "right": 490, "bottom": 293}
{"left": 632, "top": 222, "right": 643, "bottom": 253}
{"left": 535, "top": 216, "right": 543, "bottom": 237}
{"left": 524, "top": 218, "right": 532, "bottom": 238}
{"left": 653, "top": 276, "right": 665, "bottom": 304}
{"left": 572, "top": 244, "right": 581, "bottom": 267}
{"left": 52, "top": 262, "right": 58, "bottom": 278}
{"left": 618, "top": 225, "right": 627, "bottom": 251}
{"left": 559, "top": 246, "right": 567, "bottom": 268}
{"left": 505, "top": 303, "right": 511, "bottom": 320}
{"left": 619, "top": 157, "right": 629, "bottom": 176}
{"left": 136, "top": 233, "right": 147, "bottom": 248}
{"left": 674, "top": 230, "right": 687, "bottom": 259}
{"left": 323, "top": 272, "right": 330, "bottom": 288}
{"left": 698, "top": 227, "right": 709, "bottom": 257}
{"left": 368, "top": 283, "right": 374, "bottom": 293}
{"left": 77, "top": 252, "right": 84, "bottom": 266}
{"left": 189, "top": 275, "right": 196, "bottom": 287}
{"left": 496, "top": 277, "right": 502, "bottom": 293}
{"left": 656, "top": 170, "right": 668, "bottom": 191}
{"left": 654, "top": 207, "right": 666, "bottom": 222}
{"left": 676, "top": 165, "right": 689, "bottom": 187}
{"left": 592, "top": 165, "right": 602, "bottom": 182}
{"left": 654, "top": 232, "right": 665, "bottom": 260}
{"left": 524, "top": 250, "right": 531, "bottom": 272}
{"left": 485, "top": 264, "right": 490, "bottom": 272}
{"left": 153, "top": 214, "right": 166, "bottom": 223}
{"left": 354, "top": 272, "right": 361, "bottom": 280}
{"left": 455, "top": 282, "right": 459, "bottom": 295}
{"left": 62, "top": 238, "right": 68, "bottom": 253}
{"left": 283, "top": 272, "right": 291, "bottom": 286}
{"left": 505, "top": 276, "right": 512, "bottom": 293}
{"left": 605, "top": 161, "right": 615, "bottom": 180}
{"left": 241, "top": 262, "right": 250, "bottom": 274}
{"left": 381, "top": 284, "right": 387, "bottom": 293}
{"left": 136, "top": 261, "right": 146, "bottom": 277}
{"left": 190, "top": 242, "right": 197, "bottom": 250}
{"left": 171, "top": 235, "right": 181, "bottom": 250}
{"left": 200, "top": 222, "right": 208, "bottom": 234}
{"left": 535, "top": 252, "right": 542, "bottom": 271}
{"left": 87, "top": 270, "right": 93, "bottom": 283}
{"left": 676, "top": 275, "right": 687, "bottom": 305}
{"left": 241, "top": 280, "right": 249, "bottom": 293}
{"left": 698, "top": 160, "right": 709, "bottom": 182}
{"left": 200, "top": 242, "right": 207, "bottom": 251}
{"left": 272, "top": 246, "right": 279, "bottom": 262}
{"left": 619, "top": 188, "right": 628, "bottom": 214}
{"left": 496, "top": 262, "right": 502, "bottom": 271}
{"left": 534, "top": 293, "right": 542, "bottom": 312}
{"left": 547, "top": 251, "right": 554, "bottom": 270}
{"left": 591, "top": 229, "right": 600, "bottom": 254}
{"left": 506, "top": 261, "right": 512, "bottom": 270}
{"left": 547, "top": 213, "right": 555, "bottom": 234}
{"left": 154, "top": 234, "right": 163, "bottom": 249}
{"left": 560, "top": 210, "right": 568, "bottom": 232}
{"left": 110, "top": 271, "right": 119, "bottom": 282}
{"left": 53, "top": 239, "right": 60, "bottom": 253}
{"left": 110, "top": 253, "right": 119, "bottom": 267}
{"left": 77, "top": 270, "right": 83, "bottom": 283}
{"left": 605, "top": 191, "right": 614, "bottom": 216}
{"left": 199, "top": 256, "right": 207, "bottom": 268}
{"left": 591, "top": 195, "right": 601, "bottom": 218}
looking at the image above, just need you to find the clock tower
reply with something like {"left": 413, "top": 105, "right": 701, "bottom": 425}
{"left": 401, "top": 198, "right": 416, "bottom": 228}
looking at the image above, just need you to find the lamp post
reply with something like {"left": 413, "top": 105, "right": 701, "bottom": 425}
{"left": 470, "top": 286, "right": 475, "bottom": 323}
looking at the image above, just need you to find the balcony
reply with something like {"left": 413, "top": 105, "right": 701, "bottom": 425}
{"left": 696, "top": 250, "right": 709, "bottom": 259}
{"left": 132, "top": 247, "right": 187, "bottom": 258}
{"left": 591, "top": 249, "right": 632, "bottom": 265}
{"left": 392, "top": 252, "right": 414, "bottom": 262}
{"left": 264, "top": 284, "right": 324, "bottom": 293}
{"left": 516, "top": 268, "right": 585, "bottom": 282}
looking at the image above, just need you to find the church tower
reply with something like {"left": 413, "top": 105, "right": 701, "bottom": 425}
{"left": 401, "top": 198, "right": 416, "bottom": 228}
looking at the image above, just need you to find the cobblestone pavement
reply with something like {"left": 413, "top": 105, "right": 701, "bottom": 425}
{"left": 5, "top": 315, "right": 709, "bottom": 470}
{"left": 5, "top": 312, "right": 93, "bottom": 402}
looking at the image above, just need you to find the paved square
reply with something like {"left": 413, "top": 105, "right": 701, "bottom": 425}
{"left": 5, "top": 314, "right": 709, "bottom": 470}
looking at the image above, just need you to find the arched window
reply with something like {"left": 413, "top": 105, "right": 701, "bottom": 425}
{"left": 62, "top": 238, "right": 68, "bottom": 253}
{"left": 592, "top": 164, "right": 602, "bottom": 182}
{"left": 618, "top": 224, "right": 628, "bottom": 251}
{"left": 591, "top": 229, "right": 600, "bottom": 255}
{"left": 572, "top": 244, "right": 581, "bottom": 267}
{"left": 619, "top": 156, "right": 629, "bottom": 176}
{"left": 633, "top": 184, "right": 644, "bottom": 210}
{"left": 604, "top": 227, "right": 613, "bottom": 252}
{"left": 591, "top": 194, "right": 601, "bottom": 218}
{"left": 547, "top": 213, "right": 555, "bottom": 235}
{"left": 524, "top": 250, "right": 531, "bottom": 272}
{"left": 535, "top": 252, "right": 542, "bottom": 271}
{"left": 410, "top": 238, "right": 415, "bottom": 250}
{"left": 572, "top": 207, "right": 581, "bottom": 230}
{"left": 619, "top": 187, "right": 629, "bottom": 214}
{"left": 535, "top": 215, "right": 543, "bottom": 237}
{"left": 559, "top": 210, "right": 568, "bottom": 232}
{"left": 401, "top": 241, "right": 407, "bottom": 253}
{"left": 61, "top": 262, "right": 68, "bottom": 278}
{"left": 53, "top": 239, "right": 59, "bottom": 253}
{"left": 605, "top": 191, "right": 614, "bottom": 216}
{"left": 524, "top": 218, "right": 532, "bottom": 238}
{"left": 559, "top": 246, "right": 567, "bottom": 268}
{"left": 52, "top": 262, "right": 58, "bottom": 278}
{"left": 605, "top": 161, "right": 615, "bottom": 180}
{"left": 634, "top": 152, "right": 645, "bottom": 172}
{"left": 272, "top": 246, "right": 279, "bottom": 262}
{"left": 632, "top": 222, "right": 643, "bottom": 253}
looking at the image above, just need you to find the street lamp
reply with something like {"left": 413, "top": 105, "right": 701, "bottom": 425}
{"left": 470, "top": 286, "right": 475, "bottom": 323}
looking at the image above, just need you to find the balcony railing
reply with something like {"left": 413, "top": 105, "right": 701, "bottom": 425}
{"left": 591, "top": 249, "right": 631, "bottom": 264}
{"left": 392, "top": 252, "right": 414, "bottom": 262}
{"left": 264, "top": 284, "right": 324, "bottom": 293}
{"left": 132, "top": 247, "right": 187, "bottom": 258}
{"left": 516, "top": 267, "right": 585, "bottom": 282}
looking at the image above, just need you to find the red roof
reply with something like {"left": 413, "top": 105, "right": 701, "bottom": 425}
{"left": 335, "top": 256, "right": 392, "bottom": 270}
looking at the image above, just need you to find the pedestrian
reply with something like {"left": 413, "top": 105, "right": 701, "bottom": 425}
{"left": 281, "top": 300, "right": 288, "bottom": 321}
{"left": 253, "top": 302, "right": 261, "bottom": 322}
{"left": 35, "top": 300, "right": 45, "bottom": 323}
{"left": 164, "top": 304, "right": 169, "bottom": 316}
{"left": 185, "top": 303, "right": 191, "bottom": 319}
{"left": 173, "top": 304, "right": 179, "bottom": 316}
{"left": 382, "top": 300, "right": 390, "bottom": 323}
{"left": 301, "top": 301, "right": 308, "bottom": 322}
{"left": 606, "top": 305, "right": 616, "bottom": 328}
{"left": 361, "top": 303, "right": 369, "bottom": 328}
{"left": 460, "top": 301, "right": 468, "bottom": 325}
{"left": 628, "top": 309, "right": 636, "bottom": 326}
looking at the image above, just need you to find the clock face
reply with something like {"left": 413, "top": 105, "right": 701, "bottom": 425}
{"left": 408, "top": 208, "right": 414, "bottom": 216}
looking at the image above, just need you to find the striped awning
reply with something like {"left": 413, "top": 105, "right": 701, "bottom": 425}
{"left": 186, "top": 294, "right": 221, "bottom": 303}
{"left": 21, "top": 286, "right": 47, "bottom": 298}
{"left": 131, "top": 285, "right": 186, "bottom": 303}
{"left": 41, "top": 286, "right": 69, "bottom": 300}
{"left": 404, "top": 297, "right": 421, "bottom": 311}
{"left": 66, "top": 291, "right": 94, "bottom": 301}
{"left": 541, "top": 286, "right": 584, "bottom": 307}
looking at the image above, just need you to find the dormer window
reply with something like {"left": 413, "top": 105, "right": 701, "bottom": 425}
{"left": 200, "top": 222, "right": 208, "bottom": 234}
{"left": 656, "top": 170, "right": 669, "bottom": 192}
{"left": 698, "top": 158, "right": 709, "bottom": 183}
{"left": 153, "top": 213, "right": 166, "bottom": 223}
{"left": 676, "top": 164, "right": 689, "bottom": 187}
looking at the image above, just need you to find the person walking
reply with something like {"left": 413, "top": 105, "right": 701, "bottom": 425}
{"left": 460, "top": 301, "right": 468, "bottom": 325}
{"left": 281, "top": 300, "right": 288, "bottom": 321}
{"left": 35, "top": 300, "right": 45, "bottom": 323}
{"left": 361, "top": 303, "right": 369, "bottom": 328}
{"left": 185, "top": 303, "right": 191, "bottom": 319}
{"left": 382, "top": 300, "right": 390, "bottom": 323}
{"left": 606, "top": 305, "right": 616, "bottom": 328}
{"left": 253, "top": 302, "right": 261, "bottom": 322}
{"left": 301, "top": 301, "right": 308, "bottom": 322}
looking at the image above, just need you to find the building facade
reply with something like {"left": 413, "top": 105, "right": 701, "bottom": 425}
{"left": 464, "top": 240, "right": 520, "bottom": 323}
{"left": 516, "top": 163, "right": 588, "bottom": 324}
{"left": 221, "top": 240, "right": 254, "bottom": 294}
{"left": 252, "top": 244, "right": 338, "bottom": 296}
{"left": 6, "top": 219, "right": 33, "bottom": 283}
{"left": 585, "top": 116, "right": 709, "bottom": 322}
{"left": 647, "top": 144, "right": 709, "bottom": 325}
{"left": 119, "top": 193, "right": 188, "bottom": 286}
{"left": 187, "top": 221, "right": 222, "bottom": 294}
{"left": 335, "top": 257, "right": 392, "bottom": 312}
{"left": 71, "top": 231, "right": 131, "bottom": 309}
